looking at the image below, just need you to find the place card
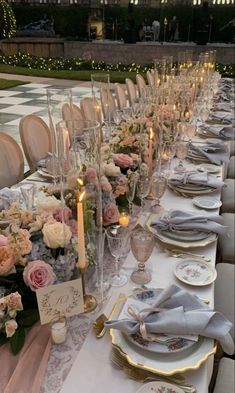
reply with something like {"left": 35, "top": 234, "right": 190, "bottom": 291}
{"left": 36, "top": 278, "right": 84, "bottom": 325}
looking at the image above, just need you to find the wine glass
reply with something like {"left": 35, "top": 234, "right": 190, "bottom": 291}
{"left": 106, "top": 226, "right": 130, "bottom": 287}
{"left": 136, "top": 176, "right": 151, "bottom": 211}
{"left": 130, "top": 227, "right": 155, "bottom": 285}
{"left": 126, "top": 172, "right": 138, "bottom": 215}
{"left": 20, "top": 184, "right": 36, "bottom": 211}
{"left": 174, "top": 142, "right": 188, "bottom": 173}
{"left": 150, "top": 173, "right": 167, "bottom": 214}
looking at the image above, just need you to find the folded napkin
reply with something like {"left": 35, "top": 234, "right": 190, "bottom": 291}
{"left": 199, "top": 125, "right": 235, "bottom": 139}
{"left": 105, "top": 284, "right": 234, "bottom": 355}
{"left": 209, "top": 111, "right": 234, "bottom": 124}
{"left": 150, "top": 209, "right": 226, "bottom": 235}
{"left": 0, "top": 323, "right": 51, "bottom": 393}
{"left": 0, "top": 188, "right": 21, "bottom": 211}
{"left": 188, "top": 143, "right": 229, "bottom": 165}
{"left": 169, "top": 171, "right": 224, "bottom": 190}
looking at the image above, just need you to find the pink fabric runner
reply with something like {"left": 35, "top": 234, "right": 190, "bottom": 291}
{"left": 0, "top": 323, "right": 51, "bottom": 393}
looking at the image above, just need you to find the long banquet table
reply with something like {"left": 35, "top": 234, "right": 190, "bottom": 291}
{"left": 36, "top": 153, "right": 224, "bottom": 393}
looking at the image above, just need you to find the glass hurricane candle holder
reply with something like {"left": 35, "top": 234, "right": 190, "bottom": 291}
{"left": 51, "top": 315, "right": 67, "bottom": 344}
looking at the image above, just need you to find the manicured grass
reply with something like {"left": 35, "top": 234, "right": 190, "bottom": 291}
{"left": 0, "top": 64, "right": 139, "bottom": 83}
{"left": 0, "top": 77, "right": 28, "bottom": 90}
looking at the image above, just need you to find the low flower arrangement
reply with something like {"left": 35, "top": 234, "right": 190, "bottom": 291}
{"left": 0, "top": 198, "right": 77, "bottom": 354}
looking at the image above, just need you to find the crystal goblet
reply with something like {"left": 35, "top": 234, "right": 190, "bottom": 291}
{"left": 150, "top": 173, "right": 167, "bottom": 214}
{"left": 130, "top": 227, "right": 155, "bottom": 285}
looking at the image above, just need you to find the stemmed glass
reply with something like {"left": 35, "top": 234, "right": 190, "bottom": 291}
{"left": 174, "top": 142, "right": 188, "bottom": 173}
{"left": 150, "top": 173, "right": 167, "bottom": 214}
{"left": 106, "top": 226, "right": 130, "bottom": 287}
{"left": 130, "top": 227, "right": 155, "bottom": 285}
{"left": 136, "top": 176, "right": 151, "bottom": 211}
{"left": 126, "top": 172, "right": 138, "bottom": 215}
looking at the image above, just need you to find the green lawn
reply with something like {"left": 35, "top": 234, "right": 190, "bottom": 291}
{"left": 0, "top": 64, "right": 138, "bottom": 83}
{"left": 0, "top": 78, "right": 28, "bottom": 90}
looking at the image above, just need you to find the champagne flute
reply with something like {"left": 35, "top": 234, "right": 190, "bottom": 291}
{"left": 126, "top": 172, "right": 137, "bottom": 215}
{"left": 130, "top": 227, "right": 155, "bottom": 285}
{"left": 136, "top": 176, "right": 151, "bottom": 211}
{"left": 106, "top": 226, "right": 130, "bottom": 287}
{"left": 174, "top": 142, "right": 188, "bottom": 173}
{"left": 150, "top": 173, "right": 167, "bottom": 214}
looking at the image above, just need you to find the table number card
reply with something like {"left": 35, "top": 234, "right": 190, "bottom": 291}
{"left": 36, "top": 278, "right": 84, "bottom": 325}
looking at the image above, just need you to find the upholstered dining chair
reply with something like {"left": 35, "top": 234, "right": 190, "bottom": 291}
{"left": 146, "top": 70, "right": 155, "bottom": 87}
{"left": 80, "top": 97, "right": 102, "bottom": 124}
{"left": 136, "top": 74, "right": 146, "bottom": 97}
{"left": 62, "top": 103, "right": 84, "bottom": 122}
{"left": 19, "top": 115, "right": 52, "bottom": 173}
{"left": 100, "top": 90, "right": 116, "bottom": 121}
{"left": 114, "top": 83, "right": 128, "bottom": 110}
{"left": 0, "top": 132, "right": 24, "bottom": 189}
{"left": 125, "top": 78, "right": 138, "bottom": 105}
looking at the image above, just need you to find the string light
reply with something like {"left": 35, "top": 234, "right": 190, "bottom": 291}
{"left": 0, "top": 52, "right": 234, "bottom": 78}
{"left": 0, "top": 0, "right": 16, "bottom": 39}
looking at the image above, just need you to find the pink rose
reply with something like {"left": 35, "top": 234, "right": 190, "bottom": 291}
{"left": 85, "top": 167, "right": 98, "bottom": 183}
{"left": 23, "top": 260, "right": 56, "bottom": 291}
{"left": 5, "top": 292, "right": 23, "bottom": 311}
{"left": 67, "top": 219, "right": 77, "bottom": 235}
{"left": 0, "top": 247, "right": 15, "bottom": 275}
{"left": 103, "top": 203, "right": 120, "bottom": 225}
{"left": 5, "top": 319, "right": 18, "bottom": 338}
{"left": 113, "top": 154, "right": 133, "bottom": 169}
{"left": 0, "top": 235, "right": 8, "bottom": 247}
{"left": 54, "top": 207, "right": 72, "bottom": 223}
{"left": 101, "top": 176, "right": 112, "bottom": 192}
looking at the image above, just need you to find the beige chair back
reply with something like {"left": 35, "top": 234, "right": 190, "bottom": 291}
{"left": 136, "top": 74, "right": 146, "bottom": 96}
{"left": 100, "top": 90, "right": 116, "bottom": 120}
{"left": 115, "top": 83, "right": 127, "bottom": 110}
{"left": 146, "top": 70, "right": 155, "bottom": 87}
{"left": 0, "top": 132, "right": 24, "bottom": 189}
{"left": 125, "top": 78, "right": 137, "bottom": 105}
{"left": 19, "top": 115, "right": 51, "bottom": 173}
{"left": 62, "top": 103, "right": 84, "bottom": 122}
{"left": 80, "top": 97, "right": 102, "bottom": 124}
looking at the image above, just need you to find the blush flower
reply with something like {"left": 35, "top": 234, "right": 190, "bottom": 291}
{"left": 103, "top": 203, "right": 120, "bottom": 225}
{"left": 5, "top": 319, "right": 18, "bottom": 338}
{"left": 0, "top": 247, "right": 15, "bottom": 275}
{"left": 23, "top": 260, "right": 56, "bottom": 291}
{"left": 54, "top": 207, "right": 72, "bottom": 223}
{"left": 5, "top": 292, "right": 23, "bottom": 311}
{"left": 0, "top": 235, "right": 8, "bottom": 247}
{"left": 85, "top": 167, "right": 98, "bottom": 183}
{"left": 101, "top": 176, "right": 112, "bottom": 192}
{"left": 113, "top": 154, "right": 133, "bottom": 169}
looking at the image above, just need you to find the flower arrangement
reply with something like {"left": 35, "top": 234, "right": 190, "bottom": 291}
{"left": 0, "top": 198, "right": 78, "bottom": 354}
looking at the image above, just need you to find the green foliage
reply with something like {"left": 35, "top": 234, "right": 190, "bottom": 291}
{"left": 0, "top": 0, "right": 16, "bottom": 39}
{"left": 0, "top": 333, "right": 8, "bottom": 346}
{"left": 16, "top": 309, "right": 40, "bottom": 328}
{"left": 9, "top": 326, "right": 26, "bottom": 355}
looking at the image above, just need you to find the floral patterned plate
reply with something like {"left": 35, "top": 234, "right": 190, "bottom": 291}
{"left": 174, "top": 259, "right": 217, "bottom": 287}
{"left": 136, "top": 381, "right": 184, "bottom": 393}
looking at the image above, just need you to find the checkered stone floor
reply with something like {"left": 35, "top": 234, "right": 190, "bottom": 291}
{"left": 0, "top": 82, "right": 92, "bottom": 148}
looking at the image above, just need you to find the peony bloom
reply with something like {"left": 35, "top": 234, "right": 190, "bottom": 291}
{"left": 42, "top": 221, "right": 72, "bottom": 249}
{"left": 0, "top": 247, "right": 15, "bottom": 275}
{"left": 5, "top": 292, "right": 23, "bottom": 311}
{"left": 23, "top": 260, "right": 56, "bottom": 291}
{"left": 0, "top": 235, "right": 8, "bottom": 247}
{"left": 113, "top": 154, "right": 133, "bottom": 169}
{"left": 103, "top": 202, "right": 120, "bottom": 225}
{"left": 5, "top": 319, "right": 18, "bottom": 338}
{"left": 54, "top": 207, "right": 72, "bottom": 223}
{"left": 36, "top": 196, "right": 61, "bottom": 214}
{"left": 103, "top": 162, "right": 121, "bottom": 177}
{"left": 101, "top": 176, "right": 112, "bottom": 192}
{"left": 85, "top": 167, "right": 98, "bottom": 183}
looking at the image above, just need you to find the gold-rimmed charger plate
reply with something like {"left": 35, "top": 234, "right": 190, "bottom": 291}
{"left": 110, "top": 297, "right": 216, "bottom": 376}
{"left": 168, "top": 183, "right": 217, "bottom": 197}
{"left": 146, "top": 215, "right": 217, "bottom": 248}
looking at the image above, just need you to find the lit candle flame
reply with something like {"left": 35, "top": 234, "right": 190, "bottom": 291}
{"left": 149, "top": 128, "right": 154, "bottom": 140}
{"left": 77, "top": 178, "right": 84, "bottom": 186}
{"left": 79, "top": 190, "right": 86, "bottom": 202}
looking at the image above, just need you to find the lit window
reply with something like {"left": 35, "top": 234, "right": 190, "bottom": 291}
{"left": 222, "top": 0, "right": 225, "bottom": 4}
{"left": 217, "top": 0, "right": 221, "bottom": 4}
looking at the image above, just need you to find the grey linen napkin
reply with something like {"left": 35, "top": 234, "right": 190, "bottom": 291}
{"left": 105, "top": 284, "right": 234, "bottom": 355}
{"left": 209, "top": 111, "right": 234, "bottom": 124}
{"left": 169, "top": 172, "right": 224, "bottom": 190}
{"left": 188, "top": 143, "right": 229, "bottom": 165}
{"left": 150, "top": 209, "right": 226, "bottom": 235}
{"left": 0, "top": 188, "right": 21, "bottom": 211}
{"left": 199, "top": 125, "right": 235, "bottom": 139}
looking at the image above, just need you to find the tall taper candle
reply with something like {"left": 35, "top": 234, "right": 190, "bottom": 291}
{"left": 77, "top": 190, "right": 86, "bottom": 270}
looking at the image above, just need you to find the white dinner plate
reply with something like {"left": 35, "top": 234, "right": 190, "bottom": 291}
{"left": 174, "top": 259, "right": 217, "bottom": 287}
{"left": 110, "top": 298, "right": 216, "bottom": 376}
{"left": 136, "top": 381, "right": 185, "bottom": 393}
{"left": 196, "top": 164, "right": 220, "bottom": 174}
{"left": 193, "top": 196, "right": 222, "bottom": 210}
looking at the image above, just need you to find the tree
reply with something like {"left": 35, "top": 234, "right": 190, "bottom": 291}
{"left": 0, "top": 0, "right": 16, "bottom": 39}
